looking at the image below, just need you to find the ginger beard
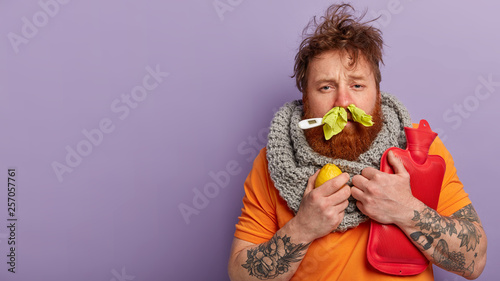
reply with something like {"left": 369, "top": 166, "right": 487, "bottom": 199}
{"left": 302, "top": 94, "right": 384, "bottom": 161}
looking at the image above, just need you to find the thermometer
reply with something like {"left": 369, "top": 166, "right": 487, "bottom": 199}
{"left": 298, "top": 118, "right": 323, "bottom": 129}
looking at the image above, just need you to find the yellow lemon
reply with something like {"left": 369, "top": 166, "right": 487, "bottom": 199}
{"left": 315, "top": 164, "right": 342, "bottom": 188}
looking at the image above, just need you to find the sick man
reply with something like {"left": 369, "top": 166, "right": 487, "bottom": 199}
{"left": 228, "top": 3, "right": 487, "bottom": 281}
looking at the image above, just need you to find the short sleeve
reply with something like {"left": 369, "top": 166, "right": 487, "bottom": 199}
{"left": 430, "top": 136, "right": 472, "bottom": 216}
{"left": 234, "top": 148, "right": 279, "bottom": 244}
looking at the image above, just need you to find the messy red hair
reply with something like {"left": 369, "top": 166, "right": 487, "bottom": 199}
{"left": 293, "top": 3, "right": 384, "bottom": 93}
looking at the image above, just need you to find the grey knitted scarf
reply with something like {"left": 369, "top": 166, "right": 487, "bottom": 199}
{"left": 266, "top": 92, "right": 412, "bottom": 232}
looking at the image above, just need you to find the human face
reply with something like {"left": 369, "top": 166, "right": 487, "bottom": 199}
{"left": 304, "top": 50, "right": 379, "bottom": 129}
{"left": 302, "top": 50, "right": 383, "bottom": 161}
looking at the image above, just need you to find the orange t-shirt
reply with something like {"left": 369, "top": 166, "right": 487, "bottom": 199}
{"left": 234, "top": 136, "right": 471, "bottom": 281}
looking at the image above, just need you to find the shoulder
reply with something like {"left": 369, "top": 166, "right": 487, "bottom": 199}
{"left": 246, "top": 147, "right": 274, "bottom": 198}
{"left": 254, "top": 147, "right": 269, "bottom": 170}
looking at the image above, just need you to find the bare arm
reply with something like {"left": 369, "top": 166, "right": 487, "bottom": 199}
{"left": 228, "top": 222, "right": 311, "bottom": 281}
{"left": 229, "top": 171, "right": 352, "bottom": 280}
{"left": 351, "top": 151, "right": 487, "bottom": 279}
{"left": 403, "top": 203, "right": 487, "bottom": 279}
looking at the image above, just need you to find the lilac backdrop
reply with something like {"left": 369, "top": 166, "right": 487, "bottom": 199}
{"left": 0, "top": 0, "right": 498, "bottom": 280}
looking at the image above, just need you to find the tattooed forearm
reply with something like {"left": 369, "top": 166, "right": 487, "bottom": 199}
{"left": 241, "top": 235, "right": 310, "bottom": 280}
{"left": 411, "top": 207, "right": 457, "bottom": 237}
{"left": 409, "top": 204, "right": 483, "bottom": 277}
{"left": 432, "top": 239, "right": 475, "bottom": 277}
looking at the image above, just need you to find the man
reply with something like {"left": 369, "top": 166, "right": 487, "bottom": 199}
{"left": 228, "top": 4, "right": 487, "bottom": 280}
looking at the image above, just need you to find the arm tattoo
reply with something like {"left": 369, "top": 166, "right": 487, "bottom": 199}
{"left": 411, "top": 207, "right": 457, "bottom": 237}
{"left": 409, "top": 204, "right": 482, "bottom": 276}
{"left": 451, "top": 204, "right": 480, "bottom": 223}
{"left": 432, "top": 239, "right": 475, "bottom": 277}
{"left": 451, "top": 204, "right": 482, "bottom": 252}
{"left": 241, "top": 235, "right": 310, "bottom": 280}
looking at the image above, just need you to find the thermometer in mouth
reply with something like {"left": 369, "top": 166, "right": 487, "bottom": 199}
{"left": 298, "top": 118, "right": 323, "bottom": 129}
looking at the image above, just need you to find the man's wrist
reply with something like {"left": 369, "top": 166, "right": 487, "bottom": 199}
{"left": 393, "top": 197, "right": 425, "bottom": 230}
{"left": 284, "top": 217, "right": 315, "bottom": 245}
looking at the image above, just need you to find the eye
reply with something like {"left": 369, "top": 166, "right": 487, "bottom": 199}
{"left": 353, "top": 84, "right": 364, "bottom": 89}
{"left": 321, "top": 86, "right": 332, "bottom": 91}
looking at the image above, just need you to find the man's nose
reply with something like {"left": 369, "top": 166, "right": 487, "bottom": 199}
{"left": 333, "top": 86, "right": 352, "bottom": 108}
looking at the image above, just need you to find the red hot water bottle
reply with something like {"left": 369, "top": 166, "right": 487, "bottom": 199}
{"left": 367, "top": 119, "right": 446, "bottom": 275}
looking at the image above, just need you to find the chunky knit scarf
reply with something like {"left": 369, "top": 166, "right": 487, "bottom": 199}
{"left": 266, "top": 92, "right": 412, "bottom": 232}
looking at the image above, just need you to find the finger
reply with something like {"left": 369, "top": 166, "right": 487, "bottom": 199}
{"left": 334, "top": 199, "right": 350, "bottom": 214}
{"left": 340, "top": 199, "right": 350, "bottom": 212}
{"left": 356, "top": 200, "right": 366, "bottom": 215}
{"left": 352, "top": 174, "right": 369, "bottom": 192}
{"left": 387, "top": 151, "right": 408, "bottom": 175}
{"left": 360, "top": 166, "right": 379, "bottom": 179}
{"left": 328, "top": 196, "right": 349, "bottom": 218}
{"left": 350, "top": 185, "right": 364, "bottom": 201}
{"left": 318, "top": 172, "right": 350, "bottom": 196}
{"left": 327, "top": 185, "right": 351, "bottom": 206}
{"left": 304, "top": 169, "right": 320, "bottom": 197}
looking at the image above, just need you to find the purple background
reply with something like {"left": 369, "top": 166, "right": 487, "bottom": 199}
{"left": 0, "top": 0, "right": 499, "bottom": 280}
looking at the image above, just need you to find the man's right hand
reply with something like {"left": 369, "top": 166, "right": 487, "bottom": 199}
{"left": 289, "top": 170, "right": 351, "bottom": 243}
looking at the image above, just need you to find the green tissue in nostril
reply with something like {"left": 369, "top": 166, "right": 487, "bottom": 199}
{"left": 321, "top": 104, "right": 374, "bottom": 140}
{"left": 347, "top": 104, "right": 374, "bottom": 127}
{"left": 321, "top": 107, "right": 347, "bottom": 140}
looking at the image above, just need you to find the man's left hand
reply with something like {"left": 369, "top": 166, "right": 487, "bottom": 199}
{"left": 351, "top": 150, "right": 418, "bottom": 225}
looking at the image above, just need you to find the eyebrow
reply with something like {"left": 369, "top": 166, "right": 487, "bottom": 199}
{"left": 347, "top": 74, "right": 367, "bottom": 81}
{"left": 313, "top": 74, "right": 367, "bottom": 85}
{"left": 313, "top": 79, "right": 337, "bottom": 86}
